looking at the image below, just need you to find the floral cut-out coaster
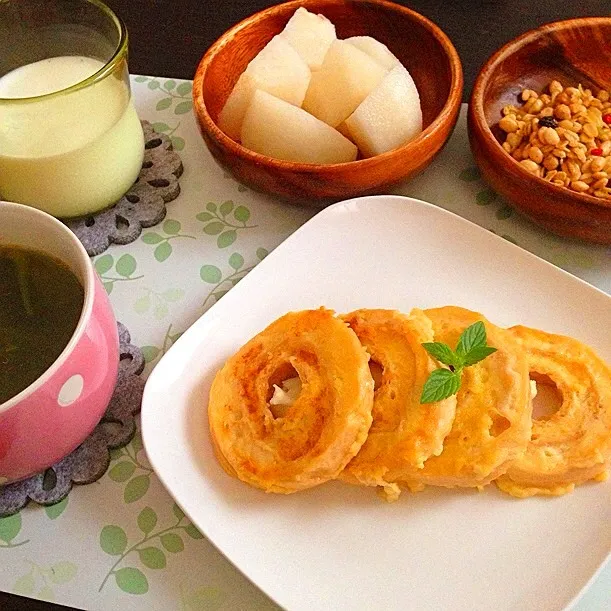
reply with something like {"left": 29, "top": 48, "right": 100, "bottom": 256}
{"left": 0, "top": 323, "right": 145, "bottom": 517}
{"left": 65, "top": 121, "right": 184, "bottom": 256}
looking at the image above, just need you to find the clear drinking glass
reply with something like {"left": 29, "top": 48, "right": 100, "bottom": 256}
{"left": 0, "top": 0, "right": 144, "bottom": 218}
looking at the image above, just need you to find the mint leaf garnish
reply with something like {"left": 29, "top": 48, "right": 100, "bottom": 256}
{"left": 420, "top": 321, "right": 497, "bottom": 404}
{"left": 421, "top": 342, "right": 462, "bottom": 368}
{"left": 420, "top": 369, "right": 461, "bottom": 404}
{"left": 456, "top": 320, "right": 487, "bottom": 358}
{"left": 462, "top": 345, "right": 497, "bottom": 366}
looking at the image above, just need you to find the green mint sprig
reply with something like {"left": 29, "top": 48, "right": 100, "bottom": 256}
{"left": 420, "top": 321, "right": 497, "bottom": 403}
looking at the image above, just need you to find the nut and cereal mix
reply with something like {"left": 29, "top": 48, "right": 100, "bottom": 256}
{"left": 499, "top": 81, "right": 611, "bottom": 199}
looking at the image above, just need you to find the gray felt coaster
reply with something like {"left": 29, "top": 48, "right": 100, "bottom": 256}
{"left": 0, "top": 323, "right": 145, "bottom": 517}
{"left": 65, "top": 120, "right": 184, "bottom": 257}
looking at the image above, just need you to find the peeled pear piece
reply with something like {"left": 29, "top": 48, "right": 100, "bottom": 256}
{"left": 345, "top": 65, "right": 423, "bottom": 157}
{"left": 241, "top": 90, "right": 358, "bottom": 164}
{"left": 279, "top": 7, "right": 336, "bottom": 71}
{"left": 302, "top": 39, "right": 387, "bottom": 128}
{"left": 218, "top": 35, "right": 310, "bottom": 140}
{"left": 345, "top": 36, "right": 401, "bottom": 71}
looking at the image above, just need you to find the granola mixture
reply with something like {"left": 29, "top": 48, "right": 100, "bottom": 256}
{"left": 499, "top": 81, "right": 611, "bottom": 199}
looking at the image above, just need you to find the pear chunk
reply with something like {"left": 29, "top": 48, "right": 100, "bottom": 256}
{"left": 279, "top": 7, "right": 336, "bottom": 70}
{"left": 345, "top": 65, "right": 422, "bottom": 158}
{"left": 302, "top": 40, "right": 387, "bottom": 128}
{"left": 345, "top": 36, "right": 401, "bottom": 71}
{"left": 241, "top": 90, "right": 357, "bottom": 164}
{"left": 218, "top": 35, "right": 310, "bottom": 140}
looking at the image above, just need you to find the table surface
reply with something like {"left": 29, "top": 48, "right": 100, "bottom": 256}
{"left": 107, "top": 0, "right": 611, "bottom": 100}
{"left": 2, "top": 1, "right": 611, "bottom": 610}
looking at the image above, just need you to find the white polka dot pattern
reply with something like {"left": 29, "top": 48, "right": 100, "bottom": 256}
{"left": 58, "top": 375, "right": 84, "bottom": 407}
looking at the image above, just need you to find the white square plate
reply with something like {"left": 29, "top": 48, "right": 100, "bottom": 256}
{"left": 142, "top": 196, "right": 610, "bottom": 611}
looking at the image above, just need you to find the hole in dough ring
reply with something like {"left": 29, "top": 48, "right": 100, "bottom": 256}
{"left": 208, "top": 308, "right": 374, "bottom": 494}
{"left": 405, "top": 306, "right": 532, "bottom": 489}
{"left": 496, "top": 325, "right": 611, "bottom": 498}
{"left": 337, "top": 309, "right": 457, "bottom": 500}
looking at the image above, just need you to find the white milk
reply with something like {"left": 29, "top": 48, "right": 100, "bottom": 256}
{"left": 0, "top": 56, "right": 144, "bottom": 218}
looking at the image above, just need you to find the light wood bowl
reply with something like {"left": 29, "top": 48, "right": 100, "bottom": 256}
{"left": 469, "top": 18, "right": 611, "bottom": 244}
{"left": 193, "top": 0, "right": 463, "bottom": 204}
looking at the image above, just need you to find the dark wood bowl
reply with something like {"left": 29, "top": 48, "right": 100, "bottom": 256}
{"left": 469, "top": 18, "right": 611, "bottom": 244}
{"left": 193, "top": 0, "right": 463, "bottom": 204}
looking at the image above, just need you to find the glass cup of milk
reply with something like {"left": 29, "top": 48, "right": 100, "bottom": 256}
{"left": 0, "top": 0, "right": 145, "bottom": 218}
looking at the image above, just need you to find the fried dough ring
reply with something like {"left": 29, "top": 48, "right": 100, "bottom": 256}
{"left": 337, "top": 309, "right": 457, "bottom": 500}
{"left": 208, "top": 308, "right": 374, "bottom": 494}
{"left": 496, "top": 325, "right": 611, "bottom": 497}
{"left": 405, "top": 306, "right": 532, "bottom": 489}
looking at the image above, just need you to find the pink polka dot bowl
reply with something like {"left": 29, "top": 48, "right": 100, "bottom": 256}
{"left": 0, "top": 201, "right": 119, "bottom": 484}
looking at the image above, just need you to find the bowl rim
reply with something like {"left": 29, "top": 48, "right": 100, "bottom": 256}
{"left": 470, "top": 16, "right": 611, "bottom": 212}
{"left": 0, "top": 201, "right": 97, "bottom": 414}
{"left": 0, "top": 0, "right": 129, "bottom": 104}
{"left": 193, "top": 0, "right": 463, "bottom": 173}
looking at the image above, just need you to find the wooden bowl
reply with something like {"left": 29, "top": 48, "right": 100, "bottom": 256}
{"left": 193, "top": 0, "right": 462, "bottom": 204}
{"left": 469, "top": 18, "right": 611, "bottom": 244}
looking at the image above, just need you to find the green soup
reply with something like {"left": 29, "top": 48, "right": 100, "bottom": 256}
{"left": 0, "top": 246, "right": 84, "bottom": 404}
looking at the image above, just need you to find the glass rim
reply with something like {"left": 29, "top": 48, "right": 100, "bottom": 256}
{"left": 0, "top": 0, "right": 128, "bottom": 103}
